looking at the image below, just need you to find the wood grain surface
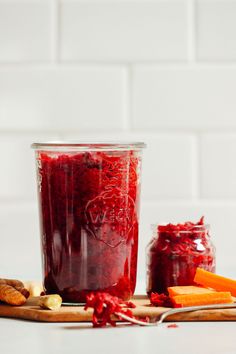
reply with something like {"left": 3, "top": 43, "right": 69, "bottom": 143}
{"left": 0, "top": 296, "right": 236, "bottom": 322}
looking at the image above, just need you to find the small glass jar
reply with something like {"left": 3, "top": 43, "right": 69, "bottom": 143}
{"left": 146, "top": 220, "right": 216, "bottom": 295}
{"left": 32, "top": 141, "right": 145, "bottom": 303}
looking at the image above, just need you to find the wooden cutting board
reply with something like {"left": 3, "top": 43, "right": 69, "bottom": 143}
{"left": 0, "top": 296, "right": 236, "bottom": 322}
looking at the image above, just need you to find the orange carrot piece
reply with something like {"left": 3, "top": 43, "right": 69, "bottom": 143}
{"left": 172, "top": 292, "right": 233, "bottom": 308}
{"left": 194, "top": 268, "right": 236, "bottom": 296}
{"left": 168, "top": 286, "right": 215, "bottom": 297}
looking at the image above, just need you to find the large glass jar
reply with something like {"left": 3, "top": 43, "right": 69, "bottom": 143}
{"left": 146, "top": 218, "right": 216, "bottom": 295}
{"left": 32, "top": 142, "right": 145, "bottom": 303}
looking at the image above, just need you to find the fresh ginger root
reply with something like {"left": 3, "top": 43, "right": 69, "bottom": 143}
{"left": 26, "top": 294, "right": 62, "bottom": 310}
{"left": 23, "top": 281, "right": 62, "bottom": 310}
{"left": 38, "top": 295, "right": 62, "bottom": 310}
{"left": 23, "top": 281, "right": 44, "bottom": 297}
{"left": 0, "top": 279, "right": 30, "bottom": 306}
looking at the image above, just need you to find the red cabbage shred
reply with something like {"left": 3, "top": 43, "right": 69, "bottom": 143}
{"left": 84, "top": 292, "right": 136, "bottom": 327}
{"left": 36, "top": 150, "right": 141, "bottom": 302}
{"left": 150, "top": 292, "right": 174, "bottom": 308}
{"left": 146, "top": 217, "right": 216, "bottom": 295}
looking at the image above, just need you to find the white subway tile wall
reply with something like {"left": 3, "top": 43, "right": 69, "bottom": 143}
{"left": 200, "top": 133, "right": 236, "bottom": 198}
{"left": 0, "top": 67, "right": 126, "bottom": 131}
{"left": 0, "top": 1, "right": 51, "bottom": 62}
{"left": 60, "top": 1, "right": 188, "bottom": 61}
{"left": 0, "top": 0, "right": 236, "bottom": 286}
{"left": 133, "top": 66, "right": 236, "bottom": 129}
{"left": 141, "top": 134, "right": 195, "bottom": 199}
{"left": 197, "top": 0, "right": 236, "bottom": 60}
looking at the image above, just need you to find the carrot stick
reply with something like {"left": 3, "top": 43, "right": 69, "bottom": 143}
{"left": 172, "top": 292, "right": 233, "bottom": 308}
{"left": 194, "top": 268, "right": 236, "bottom": 296}
{"left": 168, "top": 286, "right": 215, "bottom": 297}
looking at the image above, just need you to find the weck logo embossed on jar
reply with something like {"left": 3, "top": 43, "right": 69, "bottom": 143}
{"left": 85, "top": 189, "right": 136, "bottom": 248}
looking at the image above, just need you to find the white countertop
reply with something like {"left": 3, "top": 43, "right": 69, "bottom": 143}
{"left": 1, "top": 318, "right": 236, "bottom": 354}
{"left": 1, "top": 282, "right": 236, "bottom": 354}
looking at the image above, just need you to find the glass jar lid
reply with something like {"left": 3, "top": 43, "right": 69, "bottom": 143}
{"left": 31, "top": 141, "right": 146, "bottom": 151}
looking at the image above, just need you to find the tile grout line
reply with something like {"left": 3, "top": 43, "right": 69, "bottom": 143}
{"left": 141, "top": 199, "right": 236, "bottom": 207}
{"left": 50, "top": 0, "right": 60, "bottom": 63}
{"left": 2, "top": 129, "right": 236, "bottom": 135}
{"left": 2, "top": 62, "right": 236, "bottom": 69}
{"left": 187, "top": 0, "right": 197, "bottom": 63}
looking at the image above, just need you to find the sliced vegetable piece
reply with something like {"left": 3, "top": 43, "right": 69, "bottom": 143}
{"left": 172, "top": 292, "right": 233, "bottom": 308}
{"left": 194, "top": 268, "right": 236, "bottom": 296}
{"left": 168, "top": 285, "right": 215, "bottom": 297}
{"left": 26, "top": 294, "right": 62, "bottom": 310}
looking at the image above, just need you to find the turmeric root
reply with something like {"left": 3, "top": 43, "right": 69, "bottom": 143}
{"left": 0, "top": 278, "right": 30, "bottom": 305}
{"left": 0, "top": 284, "right": 26, "bottom": 306}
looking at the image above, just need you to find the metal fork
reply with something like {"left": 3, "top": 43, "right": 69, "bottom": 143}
{"left": 116, "top": 303, "right": 236, "bottom": 326}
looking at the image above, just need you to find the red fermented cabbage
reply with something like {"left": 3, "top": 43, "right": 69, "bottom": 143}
{"left": 85, "top": 292, "right": 136, "bottom": 327}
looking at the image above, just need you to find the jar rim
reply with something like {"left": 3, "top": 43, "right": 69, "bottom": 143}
{"left": 31, "top": 141, "right": 146, "bottom": 151}
{"left": 151, "top": 223, "right": 210, "bottom": 234}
